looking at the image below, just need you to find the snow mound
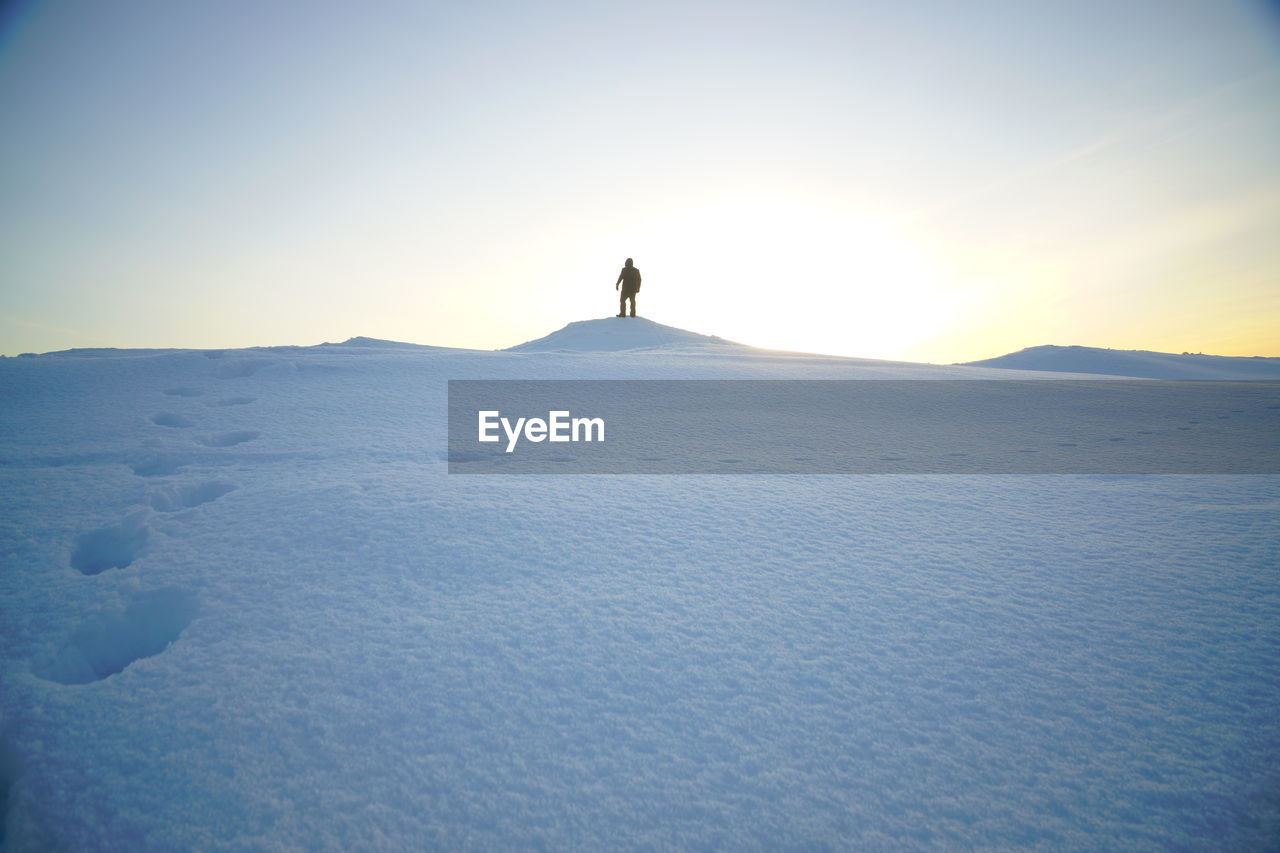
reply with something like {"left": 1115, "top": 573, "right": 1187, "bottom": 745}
{"left": 505, "top": 317, "right": 745, "bottom": 352}
{"left": 262, "top": 337, "right": 468, "bottom": 354}
{"left": 324, "top": 336, "right": 456, "bottom": 350}
{"left": 964, "top": 344, "right": 1280, "bottom": 380}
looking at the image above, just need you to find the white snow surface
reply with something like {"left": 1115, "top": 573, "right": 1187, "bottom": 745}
{"left": 505, "top": 317, "right": 746, "bottom": 353}
{"left": 964, "top": 344, "right": 1280, "bottom": 380}
{"left": 2, "top": 319, "right": 1278, "bottom": 851}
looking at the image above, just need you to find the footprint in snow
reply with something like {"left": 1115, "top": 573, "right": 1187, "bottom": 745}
{"left": 207, "top": 396, "right": 255, "bottom": 407}
{"left": 149, "top": 481, "right": 236, "bottom": 512}
{"left": 163, "top": 388, "right": 204, "bottom": 397}
{"left": 130, "top": 453, "right": 190, "bottom": 477}
{"left": 151, "top": 413, "right": 195, "bottom": 428}
{"left": 197, "top": 430, "right": 260, "bottom": 448}
{"left": 70, "top": 512, "right": 150, "bottom": 575}
{"left": 34, "top": 589, "right": 197, "bottom": 685}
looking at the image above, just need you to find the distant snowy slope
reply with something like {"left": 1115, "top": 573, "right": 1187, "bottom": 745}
{"left": 964, "top": 344, "right": 1280, "bottom": 379}
{"left": 25, "top": 337, "right": 473, "bottom": 360}
{"left": 318, "top": 336, "right": 468, "bottom": 352}
{"left": 505, "top": 317, "right": 745, "bottom": 352}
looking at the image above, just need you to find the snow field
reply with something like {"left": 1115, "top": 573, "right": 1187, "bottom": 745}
{"left": 1, "top": 329, "right": 1277, "bottom": 850}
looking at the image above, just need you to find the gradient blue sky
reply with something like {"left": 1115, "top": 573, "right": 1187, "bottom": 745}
{"left": 2, "top": 0, "right": 1278, "bottom": 360}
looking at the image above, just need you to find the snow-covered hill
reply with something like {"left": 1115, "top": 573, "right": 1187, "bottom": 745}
{"left": 964, "top": 343, "right": 1280, "bottom": 379}
{"left": 1, "top": 322, "right": 1277, "bottom": 851}
{"left": 505, "top": 316, "right": 744, "bottom": 352}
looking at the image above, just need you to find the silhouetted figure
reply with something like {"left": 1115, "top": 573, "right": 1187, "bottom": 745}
{"left": 615, "top": 258, "right": 641, "bottom": 317}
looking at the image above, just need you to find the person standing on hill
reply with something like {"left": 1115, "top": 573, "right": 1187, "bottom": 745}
{"left": 615, "top": 258, "right": 641, "bottom": 317}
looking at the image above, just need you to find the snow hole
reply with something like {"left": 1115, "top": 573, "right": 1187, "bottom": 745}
{"left": 36, "top": 590, "right": 197, "bottom": 685}
{"left": 70, "top": 514, "right": 149, "bottom": 575}
{"left": 149, "top": 481, "right": 236, "bottom": 512}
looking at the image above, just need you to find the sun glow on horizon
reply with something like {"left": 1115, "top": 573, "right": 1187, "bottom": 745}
{"left": 587, "top": 196, "right": 965, "bottom": 360}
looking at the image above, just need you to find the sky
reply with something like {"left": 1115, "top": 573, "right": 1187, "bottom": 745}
{"left": 1, "top": 0, "right": 1278, "bottom": 362}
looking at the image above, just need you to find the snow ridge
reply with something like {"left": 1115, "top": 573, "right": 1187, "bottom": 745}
{"left": 964, "top": 344, "right": 1280, "bottom": 380}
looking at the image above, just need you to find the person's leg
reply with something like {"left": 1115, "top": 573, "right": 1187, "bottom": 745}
{"left": 629, "top": 293, "right": 636, "bottom": 317}
{"left": 618, "top": 292, "right": 627, "bottom": 317}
